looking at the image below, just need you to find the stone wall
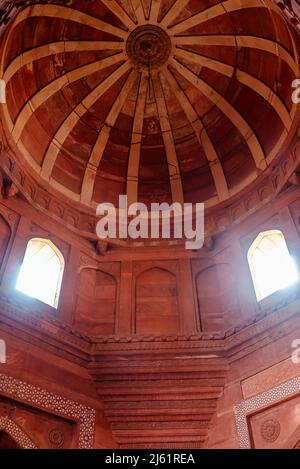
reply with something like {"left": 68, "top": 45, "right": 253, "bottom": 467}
{"left": 0, "top": 184, "right": 300, "bottom": 447}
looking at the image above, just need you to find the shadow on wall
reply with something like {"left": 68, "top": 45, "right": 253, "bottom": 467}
{"left": 135, "top": 267, "right": 179, "bottom": 335}
{"left": 75, "top": 268, "right": 117, "bottom": 335}
{"left": 196, "top": 263, "right": 240, "bottom": 333}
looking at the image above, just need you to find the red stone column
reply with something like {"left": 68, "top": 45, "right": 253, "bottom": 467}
{"left": 116, "top": 260, "right": 133, "bottom": 336}
{"left": 228, "top": 232, "right": 257, "bottom": 322}
{"left": 1, "top": 215, "right": 30, "bottom": 294}
{"left": 177, "top": 258, "right": 197, "bottom": 334}
{"left": 57, "top": 245, "right": 81, "bottom": 325}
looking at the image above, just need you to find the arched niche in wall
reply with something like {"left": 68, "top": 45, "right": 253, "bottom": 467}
{"left": 135, "top": 267, "right": 179, "bottom": 335}
{"left": 196, "top": 264, "right": 239, "bottom": 332}
{"left": 0, "top": 213, "right": 11, "bottom": 268}
{"left": 75, "top": 268, "right": 117, "bottom": 335}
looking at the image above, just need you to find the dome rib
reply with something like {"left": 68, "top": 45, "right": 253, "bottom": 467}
{"left": 101, "top": 0, "right": 137, "bottom": 30}
{"left": 127, "top": 73, "right": 148, "bottom": 206}
{"left": 168, "top": 0, "right": 279, "bottom": 35}
{"left": 149, "top": 0, "right": 162, "bottom": 22}
{"left": 130, "top": 0, "right": 145, "bottom": 23}
{"left": 152, "top": 71, "right": 184, "bottom": 204}
{"left": 170, "top": 57, "right": 267, "bottom": 170}
{"left": 0, "top": 0, "right": 299, "bottom": 210}
{"left": 41, "top": 59, "right": 131, "bottom": 180}
{"left": 10, "top": 4, "right": 128, "bottom": 39}
{"left": 81, "top": 69, "right": 138, "bottom": 204}
{"left": 175, "top": 47, "right": 293, "bottom": 129}
{"left": 175, "top": 36, "right": 298, "bottom": 75}
{"left": 162, "top": 66, "right": 229, "bottom": 201}
{"left": 160, "top": 0, "right": 190, "bottom": 28}
{"left": 10, "top": 51, "right": 126, "bottom": 143}
{"left": 3, "top": 41, "right": 124, "bottom": 86}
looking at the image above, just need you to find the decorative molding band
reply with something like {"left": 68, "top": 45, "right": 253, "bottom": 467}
{"left": 0, "top": 1, "right": 75, "bottom": 38}
{"left": 0, "top": 373, "right": 96, "bottom": 448}
{"left": 0, "top": 290, "right": 300, "bottom": 357}
{"left": 0, "top": 416, "right": 38, "bottom": 448}
{"left": 274, "top": 0, "right": 300, "bottom": 32}
{"left": 1, "top": 121, "right": 300, "bottom": 246}
{"left": 242, "top": 357, "right": 300, "bottom": 399}
{"left": 234, "top": 374, "right": 300, "bottom": 448}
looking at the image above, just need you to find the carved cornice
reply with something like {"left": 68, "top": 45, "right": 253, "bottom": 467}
{"left": 1, "top": 129, "right": 300, "bottom": 247}
{"left": 1, "top": 278, "right": 299, "bottom": 449}
{"left": 0, "top": 288, "right": 300, "bottom": 359}
{"left": 274, "top": 0, "right": 300, "bottom": 33}
{"left": 0, "top": 1, "right": 75, "bottom": 37}
{"left": 0, "top": 291, "right": 92, "bottom": 364}
{"left": 0, "top": 2, "right": 299, "bottom": 247}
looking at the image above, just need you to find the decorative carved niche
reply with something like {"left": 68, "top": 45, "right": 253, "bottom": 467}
{"left": 195, "top": 264, "right": 239, "bottom": 332}
{"left": 75, "top": 268, "right": 117, "bottom": 335}
{"left": 135, "top": 267, "right": 179, "bottom": 335}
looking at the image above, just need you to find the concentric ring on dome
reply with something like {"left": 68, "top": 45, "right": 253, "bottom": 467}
{"left": 126, "top": 25, "right": 172, "bottom": 68}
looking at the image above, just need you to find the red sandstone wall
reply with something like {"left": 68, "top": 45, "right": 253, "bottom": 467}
{"left": 0, "top": 330, "right": 117, "bottom": 449}
{"left": 206, "top": 316, "right": 300, "bottom": 448}
{"left": 1, "top": 184, "right": 300, "bottom": 336}
{"left": 0, "top": 185, "right": 300, "bottom": 447}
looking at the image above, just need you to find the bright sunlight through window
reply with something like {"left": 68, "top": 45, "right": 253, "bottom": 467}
{"left": 248, "top": 230, "right": 299, "bottom": 302}
{"left": 16, "top": 238, "right": 64, "bottom": 308}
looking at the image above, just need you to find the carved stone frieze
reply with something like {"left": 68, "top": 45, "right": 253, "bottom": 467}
{"left": 235, "top": 376, "right": 300, "bottom": 448}
{"left": 0, "top": 1, "right": 74, "bottom": 37}
{"left": 0, "top": 121, "right": 300, "bottom": 247}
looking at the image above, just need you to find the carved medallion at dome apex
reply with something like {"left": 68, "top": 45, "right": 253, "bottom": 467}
{"left": 0, "top": 0, "right": 299, "bottom": 211}
{"left": 126, "top": 24, "right": 172, "bottom": 68}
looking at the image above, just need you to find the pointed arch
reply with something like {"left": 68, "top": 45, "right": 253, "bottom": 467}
{"left": 16, "top": 238, "right": 65, "bottom": 308}
{"left": 247, "top": 230, "right": 299, "bottom": 301}
{"left": 135, "top": 267, "right": 179, "bottom": 335}
{"left": 75, "top": 268, "right": 117, "bottom": 335}
{"left": 196, "top": 264, "right": 239, "bottom": 332}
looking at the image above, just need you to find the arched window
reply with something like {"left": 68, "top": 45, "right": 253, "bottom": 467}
{"left": 247, "top": 230, "right": 299, "bottom": 301}
{"left": 16, "top": 238, "right": 64, "bottom": 308}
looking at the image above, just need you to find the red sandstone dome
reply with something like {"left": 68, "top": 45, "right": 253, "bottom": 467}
{"left": 0, "top": 0, "right": 299, "bottom": 212}
{"left": 1, "top": 1, "right": 300, "bottom": 452}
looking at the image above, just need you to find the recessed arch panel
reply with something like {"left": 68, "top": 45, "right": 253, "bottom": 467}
{"left": 196, "top": 263, "right": 239, "bottom": 332}
{"left": 75, "top": 268, "right": 117, "bottom": 335}
{"left": 135, "top": 267, "right": 179, "bottom": 335}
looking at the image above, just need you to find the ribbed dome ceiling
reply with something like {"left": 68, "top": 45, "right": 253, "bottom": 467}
{"left": 0, "top": 0, "right": 299, "bottom": 209}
